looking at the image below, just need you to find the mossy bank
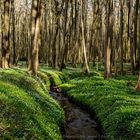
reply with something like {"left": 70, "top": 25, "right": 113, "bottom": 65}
{"left": 0, "top": 68, "right": 65, "bottom": 140}
{"left": 60, "top": 71, "right": 140, "bottom": 140}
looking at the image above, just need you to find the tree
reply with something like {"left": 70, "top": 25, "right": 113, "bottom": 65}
{"left": 120, "top": 0, "right": 124, "bottom": 75}
{"left": 11, "top": 0, "right": 16, "bottom": 65}
{"left": 28, "top": 0, "right": 43, "bottom": 75}
{"left": 127, "top": 0, "right": 135, "bottom": 74}
{"left": 104, "top": 0, "right": 111, "bottom": 79}
{"left": 1, "top": 0, "right": 11, "bottom": 68}
{"left": 60, "top": 0, "right": 70, "bottom": 71}
{"left": 135, "top": 0, "right": 140, "bottom": 91}
{"left": 81, "top": 0, "right": 90, "bottom": 74}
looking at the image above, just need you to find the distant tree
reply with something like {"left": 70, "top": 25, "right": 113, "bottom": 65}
{"left": 120, "top": 0, "right": 124, "bottom": 75}
{"left": 104, "top": 0, "right": 111, "bottom": 79}
{"left": 11, "top": 0, "right": 16, "bottom": 65}
{"left": 60, "top": 0, "right": 70, "bottom": 71}
{"left": 135, "top": 0, "right": 140, "bottom": 91}
{"left": 81, "top": 0, "right": 90, "bottom": 74}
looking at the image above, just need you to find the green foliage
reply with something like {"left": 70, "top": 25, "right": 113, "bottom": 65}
{"left": 41, "top": 70, "right": 67, "bottom": 86}
{"left": 0, "top": 69, "right": 65, "bottom": 140}
{"left": 61, "top": 72, "right": 140, "bottom": 140}
{"left": 59, "top": 83, "right": 76, "bottom": 91}
{"left": 37, "top": 71, "right": 51, "bottom": 91}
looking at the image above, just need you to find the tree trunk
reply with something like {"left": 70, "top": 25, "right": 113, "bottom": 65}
{"left": 11, "top": 0, "right": 16, "bottom": 65}
{"left": 81, "top": 0, "right": 90, "bottom": 74}
{"left": 60, "top": 0, "right": 69, "bottom": 71}
{"left": 28, "top": 0, "right": 42, "bottom": 76}
{"left": 120, "top": 0, "right": 124, "bottom": 75}
{"left": 104, "top": 0, "right": 111, "bottom": 79}
{"left": 134, "top": 0, "right": 139, "bottom": 63}
{"left": 1, "top": 0, "right": 11, "bottom": 68}
{"left": 135, "top": 0, "right": 140, "bottom": 91}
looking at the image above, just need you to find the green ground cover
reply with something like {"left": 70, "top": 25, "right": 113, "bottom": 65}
{"left": 60, "top": 70, "right": 140, "bottom": 140}
{"left": 0, "top": 68, "right": 65, "bottom": 140}
{"left": 0, "top": 63, "right": 140, "bottom": 140}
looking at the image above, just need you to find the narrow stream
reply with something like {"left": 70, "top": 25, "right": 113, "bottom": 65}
{"left": 50, "top": 86, "right": 105, "bottom": 140}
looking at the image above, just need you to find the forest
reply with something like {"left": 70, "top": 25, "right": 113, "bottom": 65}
{"left": 0, "top": 0, "right": 140, "bottom": 140}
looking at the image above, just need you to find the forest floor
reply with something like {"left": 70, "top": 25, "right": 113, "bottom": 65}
{"left": 0, "top": 68, "right": 65, "bottom": 139}
{"left": 59, "top": 64, "right": 140, "bottom": 140}
{"left": 0, "top": 63, "right": 140, "bottom": 140}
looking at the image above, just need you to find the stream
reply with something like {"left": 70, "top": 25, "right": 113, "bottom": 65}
{"left": 50, "top": 86, "right": 105, "bottom": 140}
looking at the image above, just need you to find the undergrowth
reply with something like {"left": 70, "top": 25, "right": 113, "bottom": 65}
{"left": 0, "top": 68, "right": 65, "bottom": 140}
{"left": 60, "top": 71, "right": 140, "bottom": 140}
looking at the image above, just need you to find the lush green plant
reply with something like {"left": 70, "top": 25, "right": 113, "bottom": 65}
{"left": 0, "top": 69, "right": 65, "bottom": 140}
{"left": 41, "top": 70, "right": 63, "bottom": 86}
{"left": 37, "top": 71, "right": 51, "bottom": 91}
{"left": 41, "top": 69, "right": 68, "bottom": 86}
{"left": 60, "top": 71, "right": 140, "bottom": 140}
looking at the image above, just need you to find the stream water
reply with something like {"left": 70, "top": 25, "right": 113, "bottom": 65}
{"left": 50, "top": 87, "right": 105, "bottom": 140}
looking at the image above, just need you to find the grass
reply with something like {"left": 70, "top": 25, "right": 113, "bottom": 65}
{"left": 0, "top": 68, "right": 65, "bottom": 140}
{"left": 60, "top": 70, "right": 140, "bottom": 140}
{"left": 1, "top": 62, "right": 140, "bottom": 140}
{"left": 41, "top": 69, "right": 68, "bottom": 86}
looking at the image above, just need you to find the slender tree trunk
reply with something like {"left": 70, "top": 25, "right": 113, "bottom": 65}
{"left": 60, "top": 0, "right": 69, "bottom": 71}
{"left": 135, "top": 0, "right": 140, "bottom": 91}
{"left": 128, "top": 0, "right": 135, "bottom": 74}
{"left": 1, "top": 0, "right": 11, "bottom": 68}
{"left": 134, "top": 0, "right": 139, "bottom": 63}
{"left": 52, "top": 22, "right": 59, "bottom": 68}
{"left": 72, "top": 0, "right": 80, "bottom": 68}
{"left": 28, "top": 0, "right": 42, "bottom": 75}
{"left": 120, "top": 0, "right": 124, "bottom": 75}
{"left": 11, "top": 0, "right": 16, "bottom": 65}
{"left": 81, "top": 0, "right": 90, "bottom": 74}
{"left": 52, "top": 0, "right": 64, "bottom": 68}
{"left": 104, "top": 0, "right": 111, "bottom": 79}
